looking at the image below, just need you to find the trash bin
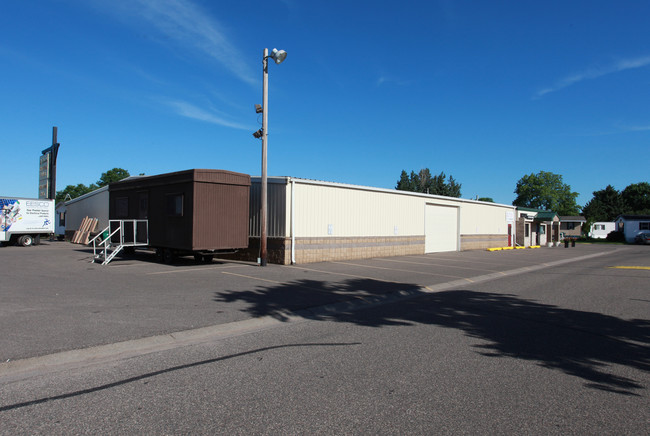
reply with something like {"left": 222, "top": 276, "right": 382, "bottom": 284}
{"left": 564, "top": 240, "right": 569, "bottom": 248}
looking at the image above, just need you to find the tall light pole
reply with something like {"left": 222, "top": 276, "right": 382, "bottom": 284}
{"left": 259, "top": 48, "right": 287, "bottom": 267}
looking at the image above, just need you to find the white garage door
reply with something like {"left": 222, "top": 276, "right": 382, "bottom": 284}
{"left": 425, "top": 204, "right": 459, "bottom": 253}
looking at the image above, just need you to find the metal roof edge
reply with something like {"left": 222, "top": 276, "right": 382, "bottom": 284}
{"left": 250, "top": 176, "right": 515, "bottom": 209}
{"left": 64, "top": 185, "right": 109, "bottom": 205}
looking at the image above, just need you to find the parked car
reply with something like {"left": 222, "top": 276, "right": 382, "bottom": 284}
{"left": 634, "top": 231, "right": 650, "bottom": 244}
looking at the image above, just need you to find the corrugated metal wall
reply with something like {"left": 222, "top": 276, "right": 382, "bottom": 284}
{"left": 459, "top": 201, "right": 513, "bottom": 235}
{"left": 65, "top": 188, "right": 109, "bottom": 233}
{"left": 248, "top": 177, "right": 516, "bottom": 251}
{"left": 249, "top": 179, "right": 287, "bottom": 237}
{"left": 292, "top": 182, "right": 424, "bottom": 238}
{"left": 288, "top": 178, "right": 516, "bottom": 241}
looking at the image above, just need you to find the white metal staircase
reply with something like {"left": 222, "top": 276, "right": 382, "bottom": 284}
{"left": 90, "top": 219, "right": 149, "bottom": 265}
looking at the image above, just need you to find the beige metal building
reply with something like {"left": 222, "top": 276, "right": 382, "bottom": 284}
{"left": 240, "top": 177, "right": 517, "bottom": 264}
{"left": 63, "top": 186, "right": 109, "bottom": 239}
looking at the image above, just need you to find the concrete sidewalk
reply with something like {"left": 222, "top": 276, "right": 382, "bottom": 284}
{"left": 0, "top": 241, "right": 626, "bottom": 366}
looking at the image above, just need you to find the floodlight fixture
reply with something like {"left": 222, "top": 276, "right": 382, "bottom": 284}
{"left": 253, "top": 129, "right": 263, "bottom": 139}
{"left": 255, "top": 104, "right": 263, "bottom": 113}
{"left": 269, "top": 48, "right": 287, "bottom": 65}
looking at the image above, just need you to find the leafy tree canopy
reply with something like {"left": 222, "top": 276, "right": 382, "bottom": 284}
{"left": 55, "top": 183, "right": 98, "bottom": 203}
{"left": 581, "top": 185, "right": 624, "bottom": 221}
{"left": 621, "top": 182, "right": 650, "bottom": 215}
{"left": 55, "top": 168, "right": 130, "bottom": 203}
{"left": 396, "top": 168, "right": 461, "bottom": 198}
{"left": 582, "top": 182, "right": 650, "bottom": 220}
{"left": 97, "top": 168, "right": 130, "bottom": 187}
{"left": 478, "top": 197, "right": 494, "bottom": 203}
{"left": 512, "top": 171, "right": 580, "bottom": 215}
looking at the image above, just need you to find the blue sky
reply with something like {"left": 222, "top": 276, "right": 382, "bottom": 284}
{"left": 2, "top": 0, "right": 649, "bottom": 207}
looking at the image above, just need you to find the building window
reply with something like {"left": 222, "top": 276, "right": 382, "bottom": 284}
{"left": 115, "top": 197, "right": 129, "bottom": 218}
{"left": 166, "top": 194, "right": 183, "bottom": 217}
{"left": 59, "top": 212, "right": 66, "bottom": 226}
{"left": 566, "top": 222, "right": 576, "bottom": 230}
{"left": 525, "top": 224, "right": 529, "bottom": 237}
{"left": 138, "top": 192, "right": 149, "bottom": 219}
{"left": 640, "top": 222, "right": 650, "bottom": 230}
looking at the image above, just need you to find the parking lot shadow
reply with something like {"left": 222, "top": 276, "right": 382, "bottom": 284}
{"left": 215, "top": 279, "right": 650, "bottom": 395}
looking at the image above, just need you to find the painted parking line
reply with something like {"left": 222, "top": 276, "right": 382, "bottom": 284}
{"left": 608, "top": 266, "right": 650, "bottom": 270}
{"left": 404, "top": 254, "right": 537, "bottom": 267}
{"left": 374, "top": 258, "right": 500, "bottom": 273}
{"left": 221, "top": 271, "right": 286, "bottom": 285}
{"left": 332, "top": 261, "right": 466, "bottom": 279}
{"left": 146, "top": 264, "right": 249, "bottom": 275}
{"left": 287, "top": 265, "right": 413, "bottom": 285}
{"left": 221, "top": 271, "right": 360, "bottom": 296}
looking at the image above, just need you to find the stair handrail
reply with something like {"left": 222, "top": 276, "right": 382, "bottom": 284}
{"left": 88, "top": 225, "right": 109, "bottom": 245}
{"left": 90, "top": 225, "right": 121, "bottom": 262}
{"left": 89, "top": 220, "right": 149, "bottom": 264}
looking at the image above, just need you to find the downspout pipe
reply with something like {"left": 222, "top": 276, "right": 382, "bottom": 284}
{"left": 291, "top": 178, "right": 295, "bottom": 264}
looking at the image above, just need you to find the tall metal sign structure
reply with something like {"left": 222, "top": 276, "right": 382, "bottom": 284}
{"left": 39, "top": 127, "right": 60, "bottom": 200}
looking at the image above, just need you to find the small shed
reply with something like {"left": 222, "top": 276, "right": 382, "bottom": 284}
{"left": 615, "top": 215, "right": 650, "bottom": 243}
{"left": 109, "top": 169, "right": 250, "bottom": 252}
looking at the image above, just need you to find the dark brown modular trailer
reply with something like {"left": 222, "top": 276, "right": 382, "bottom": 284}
{"left": 109, "top": 169, "right": 250, "bottom": 261}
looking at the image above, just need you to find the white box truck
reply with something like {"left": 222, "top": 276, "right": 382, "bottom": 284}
{"left": 1, "top": 197, "right": 55, "bottom": 246}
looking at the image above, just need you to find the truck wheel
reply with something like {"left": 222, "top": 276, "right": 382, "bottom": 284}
{"left": 18, "top": 235, "right": 34, "bottom": 247}
{"left": 162, "top": 249, "right": 175, "bottom": 264}
{"left": 202, "top": 254, "right": 214, "bottom": 263}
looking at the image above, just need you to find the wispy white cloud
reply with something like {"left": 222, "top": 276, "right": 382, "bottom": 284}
{"left": 104, "top": 0, "right": 256, "bottom": 85}
{"left": 535, "top": 55, "right": 650, "bottom": 98}
{"left": 618, "top": 124, "right": 650, "bottom": 133}
{"left": 376, "top": 75, "right": 411, "bottom": 87}
{"left": 569, "top": 122, "right": 650, "bottom": 137}
{"left": 164, "top": 100, "right": 250, "bottom": 129}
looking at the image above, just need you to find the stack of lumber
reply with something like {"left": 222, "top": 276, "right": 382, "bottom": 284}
{"left": 72, "top": 217, "right": 98, "bottom": 244}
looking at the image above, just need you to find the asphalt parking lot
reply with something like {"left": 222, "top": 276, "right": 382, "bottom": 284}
{"left": 0, "top": 240, "right": 629, "bottom": 362}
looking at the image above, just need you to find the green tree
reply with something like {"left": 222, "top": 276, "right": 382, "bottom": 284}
{"left": 97, "top": 168, "right": 130, "bottom": 187}
{"left": 396, "top": 170, "right": 411, "bottom": 191}
{"left": 621, "top": 182, "right": 650, "bottom": 215}
{"left": 396, "top": 170, "right": 418, "bottom": 191}
{"left": 581, "top": 185, "right": 624, "bottom": 221}
{"left": 55, "top": 183, "right": 98, "bottom": 203}
{"left": 512, "top": 171, "right": 579, "bottom": 215}
{"left": 395, "top": 168, "right": 462, "bottom": 197}
{"left": 55, "top": 167, "right": 130, "bottom": 203}
{"left": 478, "top": 197, "right": 494, "bottom": 202}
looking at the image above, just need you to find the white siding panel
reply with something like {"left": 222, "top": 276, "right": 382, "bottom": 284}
{"left": 425, "top": 204, "right": 458, "bottom": 252}
{"left": 459, "top": 202, "right": 510, "bottom": 235}
{"left": 293, "top": 182, "right": 423, "bottom": 237}
{"left": 65, "top": 189, "right": 109, "bottom": 232}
